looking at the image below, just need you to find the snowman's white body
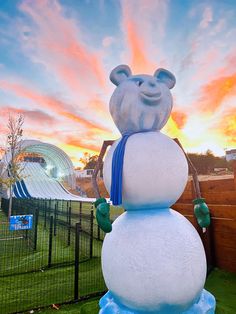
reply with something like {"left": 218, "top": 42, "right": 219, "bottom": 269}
{"left": 104, "top": 132, "right": 188, "bottom": 210}
{"left": 99, "top": 65, "right": 215, "bottom": 313}
{"left": 102, "top": 133, "right": 206, "bottom": 313}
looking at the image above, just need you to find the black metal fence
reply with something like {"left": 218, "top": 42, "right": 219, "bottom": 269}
{"left": 0, "top": 197, "right": 107, "bottom": 314}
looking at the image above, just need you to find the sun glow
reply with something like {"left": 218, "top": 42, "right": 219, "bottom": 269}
{"left": 182, "top": 116, "right": 209, "bottom": 141}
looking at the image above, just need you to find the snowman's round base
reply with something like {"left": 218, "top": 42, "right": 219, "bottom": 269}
{"left": 99, "top": 289, "right": 216, "bottom": 314}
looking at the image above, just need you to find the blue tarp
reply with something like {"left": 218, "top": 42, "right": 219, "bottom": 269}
{"left": 13, "top": 180, "right": 32, "bottom": 199}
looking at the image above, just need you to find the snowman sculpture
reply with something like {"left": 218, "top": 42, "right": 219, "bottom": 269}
{"left": 95, "top": 65, "right": 216, "bottom": 313}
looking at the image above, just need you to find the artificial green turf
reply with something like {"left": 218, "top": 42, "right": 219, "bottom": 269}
{"left": 36, "top": 269, "right": 236, "bottom": 314}
{"left": 35, "top": 298, "right": 100, "bottom": 313}
{"left": 205, "top": 268, "right": 236, "bottom": 314}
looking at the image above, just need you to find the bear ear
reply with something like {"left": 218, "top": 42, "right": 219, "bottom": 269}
{"left": 154, "top": 68, "right": 176, "bottom": 89}
{"left": 110, "top": 64, "right": 132, "bottom": 86}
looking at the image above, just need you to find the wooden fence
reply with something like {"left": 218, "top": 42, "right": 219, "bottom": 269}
{"left": 173, "top": 175, "right": 236, "bottom": 273}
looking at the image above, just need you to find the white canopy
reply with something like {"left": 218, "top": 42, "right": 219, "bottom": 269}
{"left": 1, "top": 139, "right": 76, "bottom": 189}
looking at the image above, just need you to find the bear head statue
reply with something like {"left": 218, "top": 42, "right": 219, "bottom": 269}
{"left": 109, "top": 64, "right": 176, "bottom": 135}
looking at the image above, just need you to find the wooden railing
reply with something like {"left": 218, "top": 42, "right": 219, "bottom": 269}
{"left": 173, "top": 177, "right": 236, "bottom": 273}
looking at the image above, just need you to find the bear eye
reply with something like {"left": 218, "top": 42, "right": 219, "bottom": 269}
{"left": 136, "top": 80, "right": 143, "bottom": 86}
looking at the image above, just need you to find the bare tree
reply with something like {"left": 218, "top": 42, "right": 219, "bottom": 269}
{"left": 0, "top": 114, "right": 25, "bottom": 220}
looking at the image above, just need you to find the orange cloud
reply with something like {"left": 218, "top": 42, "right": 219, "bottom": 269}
{"left": 124, "top": 19, "right": 154, "bottom": 73}
{"left": 0, "top": 106, "right": 57, "bottom": 126}
{"left": 171, "top": 110, "right": 187, "bottom": 129}
{"left": 59, "top": 110, "right": 108, "bottom": 132}
{"left": 63, "top": 136, "right": 101, "bottom": 153}
{"left": 24, "top": 129, "right": 60, "bottom": 144}
{"left": 198, "top": 73, "right": 236, "bottom": 113}
{"left": 87, "top": 97, "right": 113, "bottom": 126}
{"left": 215, "top": 108, "right": 236, "bottom": 146}
{"left": 121, "top": 0, "right": 168, "bottom": 73}
{"left": 88, "top": 97, "right": 107, "bottom": 113}
{"left": 0, "top": 80, "right": 110, "bottom": 133}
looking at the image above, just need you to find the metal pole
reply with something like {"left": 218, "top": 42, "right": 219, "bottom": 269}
{"left": 174, "top": 137, "right": 215, "bottom": 273}
{"left": 67, "top": 205, "right": 71, "bottom": 246}
{"left": 44, "top": 200, "right": 47, "bottom": 229}
{"left": 48, "top": 216, "right": 53, "bottom": 268}
{"left": 54, "top": 201, "right": 57, "bottom": 236}
{"left": 90, "top": 210, "right": 94, "bottom": 259}
{"left": 91, "top": 140, "right": 114, "bottom": 199}
{"left": 97, "top": 223, "right": 100, "bottom": 241}
{"left": 74, "top": 222, "right": 80, "bottom": 301}
{"left": 66, "top": 201, "right": 69, "bottom": 224}
{"left": 79, "top": 201, "right": 82, "bottom": 225}
{"left": 33, "top": 207, "right": 39, "bottom": 250}
{"left": 174, "top": 138, "right": 201, "bottom": 198}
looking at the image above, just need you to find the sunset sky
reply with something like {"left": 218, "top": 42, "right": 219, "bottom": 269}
{"left": 0, "top": 0, "right": 236, "bottom": 166}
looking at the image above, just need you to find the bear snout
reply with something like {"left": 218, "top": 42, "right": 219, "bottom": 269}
{"left": 139, "top": 80, "right": 162, "bottom": 105}
{"left": 139, "top": 92, "right": 162, "bottom": 106}
{"left": 139, "top": 79, "right": 161, "bottom": 95}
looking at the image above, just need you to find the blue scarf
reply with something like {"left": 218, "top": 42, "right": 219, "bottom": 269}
{"left": 110, "top": 131, "right": 150, "bottom": 206}
{"left": 110, "top": 134, "right": 131, "bottom": 206}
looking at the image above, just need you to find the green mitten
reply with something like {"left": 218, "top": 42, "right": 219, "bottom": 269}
{"left": 193, "top": 198, "right": 211, "bottom": 228}
{"left": 94, "top": 198, "right": 112, "bottom": 233}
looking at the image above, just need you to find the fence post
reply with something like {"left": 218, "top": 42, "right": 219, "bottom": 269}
{"left": 74, "top": 222, "right": 80, "bottom": 301}
{"left": 79, "top": 201, "right": 82, "bottom": 225}
{"left": 90, "top": 210, "right": 94, "bottom": 259}
{"left": 48, "top": 215, "right": 54, "bottom": 268}
{"left": 44, "top": 201, "right": 47, "bottom": 229}
{"left": 66, "top": 201, "right": 69, "bottom": 224}
{"left": 54, "top": 201, "right": 57, "bottom": 236}
{"left": 67, "top": 205, "right": 71, "bottom": 246}
{"left": 97, "top": 224, "right": 100, "bottom": 241}
{"left": 48, "top": 199, "right": 51, "bottom": 221}
{"left": 96, "top": 201, "right": 100, "bottom": 240}
{"left": 34, "top": 207, "right": 39, "bottom": 251}
{"left": 12, "top": 197, "right": 15, "bottom": 214}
